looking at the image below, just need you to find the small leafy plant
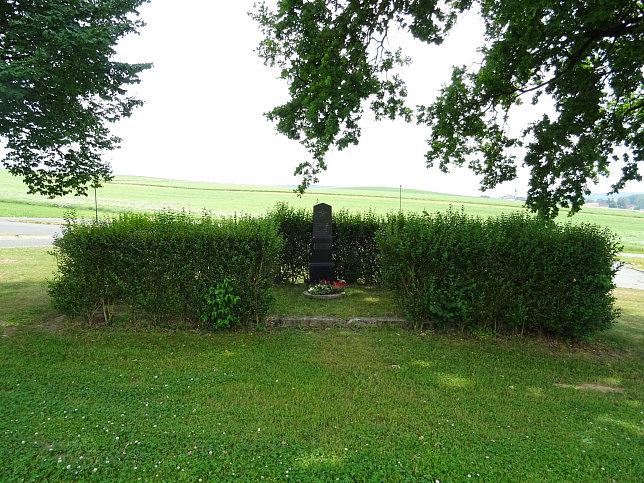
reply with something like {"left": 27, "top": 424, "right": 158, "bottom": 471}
{"left": 307, "top": 279, "right": 347, "bottom": 295}
{"left": 202, "top": 279, "right": 240, "bottom": 329}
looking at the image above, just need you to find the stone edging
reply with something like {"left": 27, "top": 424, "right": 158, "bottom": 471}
{"left": 265, "top": 315, "right": 407, "bottom": 328}
{"left": 302, "top": 291, "right": 346, "bottom": 300}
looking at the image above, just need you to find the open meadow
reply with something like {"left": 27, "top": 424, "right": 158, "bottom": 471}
{"left": 1, "top": 247, "right": 643, "bottom": 480}
{"left": 2, "top": 169, "right": 643, "bottom": 252}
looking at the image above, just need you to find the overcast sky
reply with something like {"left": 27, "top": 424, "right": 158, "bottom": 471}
{"left": 110, "top": 0, "right": 516, "bottom": 196}
{"left": 20, "top": 0, "right": 644, "bottom": 197}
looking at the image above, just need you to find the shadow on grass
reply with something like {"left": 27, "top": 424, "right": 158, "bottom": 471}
{"left": 600, "top": 288, "right": 644, "bottom": 357}
{"left": 271, "top": 284, "right": 403, "bottom": 318}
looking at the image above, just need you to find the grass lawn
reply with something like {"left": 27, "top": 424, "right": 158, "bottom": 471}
{"left": 271, "top": 284, "right": 402, "bottom": 319}
{"left": 1, "top": 247, "right": 643, "bottom": 480}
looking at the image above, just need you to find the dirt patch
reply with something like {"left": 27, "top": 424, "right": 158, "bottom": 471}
{"left": 576, "top": 383, "right": 624, "bottom": 393}
{"left": 1, "top": 320, "right": 17, "bottom": 338}
{"left": 555, "top": 382, "right": 624, "bottom": 393}
{"left": 34, "top": 315, "right": 69, "bottom": 335}
{"left": 0, "top": 258, "right": 18, "bottom": 264}
{"left": 1, "top": 315, "right": 69, "bottom": 337}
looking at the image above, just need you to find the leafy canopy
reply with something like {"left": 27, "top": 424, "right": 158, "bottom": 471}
{"left": 253, "top": 0, "right": 643, "bottom": 218}
{"left": 0, "top": 0, "right": 151, "bottom": 197}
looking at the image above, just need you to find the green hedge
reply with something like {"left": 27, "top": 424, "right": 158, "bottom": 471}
{"left": 49, "top": 206, "right": 622, "bottom": 339}
{"left": 268, "top": 202, "right": 384, "bottom": 284}
{"left": 268, "top": 203, "right": 311, "bottom": 283}
{"left": 49, "top": 212, "right": 281, "bottom": 327}
{"left": 379, "top": 210, "right": 622, "bottom": 339}
{"left": 333, "top": 210, "right": 383, "bottom": 284}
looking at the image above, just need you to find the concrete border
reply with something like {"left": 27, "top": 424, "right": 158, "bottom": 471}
{"left": 265, "top": 315, "right": 407, "bottom": 328}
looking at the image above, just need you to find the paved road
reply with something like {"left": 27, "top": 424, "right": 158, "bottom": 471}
{"left": 0, "top": 218, "right": 63, "bottom": 247}
{"left": 1, "top": 217, "right": 643, "bottom": 289}
{"left": 614, "top": 264, "right": 644, "bottom": 290}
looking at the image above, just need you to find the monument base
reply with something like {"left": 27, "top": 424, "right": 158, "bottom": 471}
{"left": 303, "top": 290, "right": 345, "bottom": 300}
{"left": 309, "top": 262, "right": 335, "bottom": 283}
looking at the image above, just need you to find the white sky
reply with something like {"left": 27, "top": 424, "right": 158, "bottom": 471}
{"left": 8, "top": 0, "right": 642, "bottom": 198}
{"left": 110, "top": 0, "right": 510, "bottom": 196}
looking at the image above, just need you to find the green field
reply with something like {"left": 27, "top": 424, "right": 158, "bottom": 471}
{"left": 2, "top": 168, "right": 644, "bottom": 252}
{"left": 1, "top": 246, "right": 643, "bottom": 480}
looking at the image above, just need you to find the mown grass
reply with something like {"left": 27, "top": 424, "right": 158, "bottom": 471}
{"left": 2, "top": 168, "right": 643, "bottom": 252}
{"left": 1, "top": 247, "right": 643, "bottom": 480}
{"left": 0, "top": 247, "right": 58, "bottom": 330}
{"left": 271, "top": 284, "right": 402, "bottom": 318}
{"left": 599, "top": 288, "right": 644, "bottom": 358}
{"left": 1, "top": 169, "right": 525, "bottom": 219}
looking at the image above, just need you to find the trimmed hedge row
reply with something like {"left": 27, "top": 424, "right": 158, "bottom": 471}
{"left": 269, "top": 203, "right": 311, "bottom": 283}
{"left": 333, "top": 210, "right": 382, "bottom": 284}
{"left": 268, "top": 202, "right": 383, "bottom": 284}
{"left": 49, "top": 205, "right": 622, "bottom": 339}
{"left": 49, "top": 212, "right": 281, "bottom": 326}
{"left": 379, "top": 210, "right": 622, "bottom": 338}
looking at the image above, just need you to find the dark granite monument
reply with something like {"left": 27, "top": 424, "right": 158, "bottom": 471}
{"left": 309, "top": 203, "right": 335, "bottom": 283}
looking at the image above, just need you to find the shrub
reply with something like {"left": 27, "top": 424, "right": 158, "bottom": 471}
{"left": 379, "top": 209, "right": 621, "bottom": 339}
{"left": 49, "top": 215, "right": 123, "bottom": 323}
{"left": 333, "top": 210, "right": 382, "bottom": 284}
{"left": 202, "top": 279, "right": 241, "bottom": 330}
{"left": 267, "top": 202, "right": 311, "bottom": 283}
{"left": 267, "top": 203, "right": 386, "bottom": 284}
{"left": 49, "top": 211, "right": 281, "bottom": 327}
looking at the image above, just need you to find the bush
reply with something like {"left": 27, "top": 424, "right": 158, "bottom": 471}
{"left": 50, "top": 205, "right": 621, "bottom": 339}
{"left": 49, "top": 211, "right": 281, "bottom": 327}
{"left": 333, "top": 210, "right": 382, "bottom": 284}
{"left": 202, "top": 279, "right": 241, "bottom": 329}
{"left": 268, "top": 203, "right": 311, "bottom": 283}
{"left": 267, "top": 203, "right": 386, "bottom": 284}
{"left": 379, "top": 209, "right": 621, "bottom": 339}
{"left": 48, "top": 215, "right": 123, "bottom": 323}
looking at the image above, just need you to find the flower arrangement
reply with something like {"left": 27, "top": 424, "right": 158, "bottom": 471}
{"left": 307, "top": 279, "right": 347, "bottom": 295}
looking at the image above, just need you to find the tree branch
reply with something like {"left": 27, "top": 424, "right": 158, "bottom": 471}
{"left": 497, "top": 15, "right": 642, "bottom": 104}
{"left": 621, "top": 99, "right": 644, "bottom": 117}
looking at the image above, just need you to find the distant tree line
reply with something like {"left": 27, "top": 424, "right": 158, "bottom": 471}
{"left": 591, "top": 194, "right": 644, "bottom": 209}
{"left": 616, "top": 194, "right": 644, "bottom": 209}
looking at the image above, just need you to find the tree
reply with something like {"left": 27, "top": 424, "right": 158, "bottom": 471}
{"left": 0, "top": 0, "right": 151, "bottom": 197}
{"left": 252, "top": 0, "right": 643, "bottom": 218}
{"left": 617, "top": 193, "right": 644, "bottom": 209}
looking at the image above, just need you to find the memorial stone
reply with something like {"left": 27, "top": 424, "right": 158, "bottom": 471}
{"left": 309, "top": 203, "right": 335, "bottom": 282}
